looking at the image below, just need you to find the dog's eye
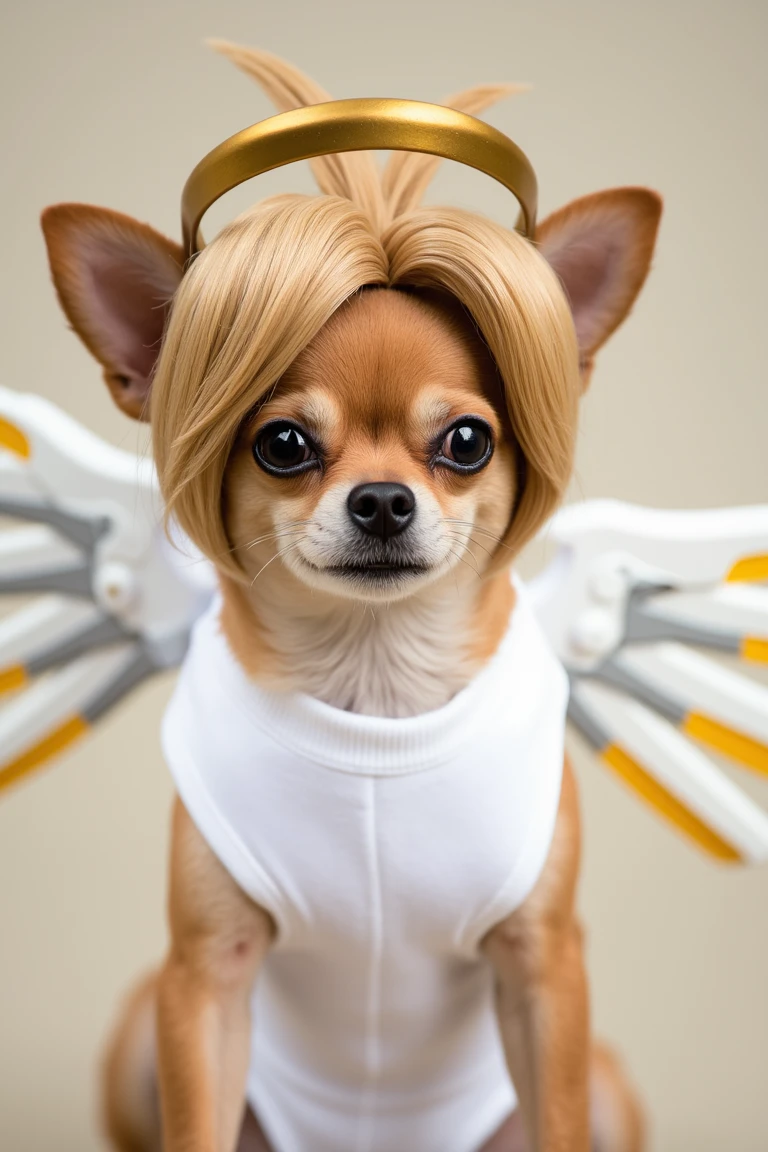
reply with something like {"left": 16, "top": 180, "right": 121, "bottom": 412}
{"left": 438, "top": 419, "right": 493, "bottom": 472}
{"left": 253, "top": 422, "right": 317, "bottom": 475}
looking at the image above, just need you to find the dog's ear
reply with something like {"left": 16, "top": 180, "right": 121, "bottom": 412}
{"left": 536, "top": 188, "right": 662, "bottom": 386}
{"left": 41, "top": 204, "right": 185, "bottom": 420}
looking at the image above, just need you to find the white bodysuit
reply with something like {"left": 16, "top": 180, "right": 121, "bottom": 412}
{"left": 161, "top": 583, "right": 569, "bottom": 1152}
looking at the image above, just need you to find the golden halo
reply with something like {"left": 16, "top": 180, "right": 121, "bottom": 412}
{"left": 181, "top": 98, "right": 538, "bottom": 259}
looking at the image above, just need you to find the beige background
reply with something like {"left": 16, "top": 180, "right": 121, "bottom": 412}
{"left": 1, "top": 0, "right": 766, "bottom": 1148}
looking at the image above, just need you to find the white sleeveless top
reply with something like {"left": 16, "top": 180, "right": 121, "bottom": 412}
{"left": 161, "top": 583, "right": 569, "bottom": 1152}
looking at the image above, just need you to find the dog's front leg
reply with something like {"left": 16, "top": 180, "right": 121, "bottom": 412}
{"left": 482, "top": 759, "right": 589, "bottom": 1152}
{"left": 157, "top": 797, "right": 274, "bottom": 1152}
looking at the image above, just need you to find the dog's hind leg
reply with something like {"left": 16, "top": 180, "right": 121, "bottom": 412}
{"left": 101, "top": 971, "right": 162, "bottom": 1152}
{"left": 100, "top": 971, "right": 275, "bottom": 1152}
{"left": 476, "top": 1042, "right": 645, "bottom": 1152}
{"left": 590, "top": 1042, "right": 646, "bottom": 1152}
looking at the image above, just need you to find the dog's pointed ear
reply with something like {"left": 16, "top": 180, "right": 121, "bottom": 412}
{"left": 41, "top": 204, "right": 185, "bottom": 420}
{"left": 536, "top": 188, "right": 662, "bottom": 386}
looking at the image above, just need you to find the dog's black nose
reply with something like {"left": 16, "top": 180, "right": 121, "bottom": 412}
{"left": 347, "top": 482, "right": 415, "bottom": 540}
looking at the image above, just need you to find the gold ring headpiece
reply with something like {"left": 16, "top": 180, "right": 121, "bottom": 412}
{"left": 181, "top": 98, "right": 537, "bottom": 260}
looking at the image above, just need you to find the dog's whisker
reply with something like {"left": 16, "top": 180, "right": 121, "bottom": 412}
{"left": 446, "top": 545, "right": 482, "bottom": 579}
{"left": 244, "top": 519, "right": 315, "bottom": 551}
{"left": 207, "top": 520, "right": 315, "bottom": 562}
{"left": 245, "top": 527, "right": 307, "bottom": 551}
{"left": 442, "top": 519, "right": 512, "bottom": 551}
{"left": 445, "top": 524, "right": 506, "bottom": 549}
{"left": 445, "top": 553, "right": 461, "bottom": 598}
{"left": 446, "top": 547, "right": 482, "bottom": 581}
{"left": 445, "top": 530, "right": 495, "bottom": 561}
{"left": 445, "top": 532, "right": 487, "bottom": 570}
{"left": 443, "top": 517, "right": 501, "bottom": 538}
{"left": 249, "top": 538, "right": 306, "bottom": 585}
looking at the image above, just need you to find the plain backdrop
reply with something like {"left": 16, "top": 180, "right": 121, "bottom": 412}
{"left": 1, "top": 1, "right": 766, "bottom": 1149}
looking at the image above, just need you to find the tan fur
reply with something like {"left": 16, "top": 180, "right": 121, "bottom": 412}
{"left": 42, "top": 42, "right": 663, "bottom": 1152}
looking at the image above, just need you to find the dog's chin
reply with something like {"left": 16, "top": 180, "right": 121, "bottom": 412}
{"left": 288, "top": 552, "right": 450, "bottom": 604}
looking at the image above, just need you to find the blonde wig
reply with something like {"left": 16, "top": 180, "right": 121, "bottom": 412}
{"left": 152, "top": 44, "right": 581, "bottom": 581}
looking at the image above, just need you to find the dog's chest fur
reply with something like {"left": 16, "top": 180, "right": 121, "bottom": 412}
{"left": 259, "top": 587, "right": 480, "bottom": 718}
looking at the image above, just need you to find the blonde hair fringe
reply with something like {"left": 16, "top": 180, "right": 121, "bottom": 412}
{"left": 152, "top": 45, "right": 580, "bottom": 579}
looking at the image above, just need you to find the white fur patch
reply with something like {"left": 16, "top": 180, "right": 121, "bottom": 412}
{"left": 257, "top": 581, "right": 480, "bottom": 717}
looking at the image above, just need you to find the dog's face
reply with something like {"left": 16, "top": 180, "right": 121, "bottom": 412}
{"left": 223, "top": 289, "right": 518, "bottom": 603}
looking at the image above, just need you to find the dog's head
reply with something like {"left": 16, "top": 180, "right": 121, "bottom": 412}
{"left": 42, "top": 186, "right": 660, "bottom": 610}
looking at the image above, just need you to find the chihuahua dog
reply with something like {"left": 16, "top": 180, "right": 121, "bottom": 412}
{"left": 42, "top": 44, "right": 660, "bottom": 1152}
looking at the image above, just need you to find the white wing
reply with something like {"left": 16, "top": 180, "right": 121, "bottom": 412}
{"left": 0, "top": 387, "right": 214, "bottom": 794}
{"left": 530, "top": 500, "right": 768, "bottom": 864}
{"left": 3, "top": 390, "right": 766, "bottom": 862}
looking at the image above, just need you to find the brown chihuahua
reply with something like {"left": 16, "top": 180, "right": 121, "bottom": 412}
{"left": 42, "top": 44, "right": 660, "bottom": 1152}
